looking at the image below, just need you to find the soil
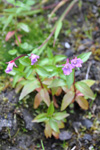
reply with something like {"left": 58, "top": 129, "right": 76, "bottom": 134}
{"left": 0, "top": 0, "right": 100, "bottom": 150}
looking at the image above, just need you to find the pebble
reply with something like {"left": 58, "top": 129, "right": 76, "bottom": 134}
{"left": 21, "top": 108, "right": 40, "bottom": 131}
{"left": 81, "top": 119, "right": 93, "bottom": 129}
{"left": 97, "top": 0, "right": 100, "bottom": 6}
{"left": 65, "top": 42, "right": 71, "bottom": 49}
{"left": 59, "top": 131, "right": 72, "bottom": 141}
{"left": 92, "top": 6, "right": 98, "bottom": 14}
{"left": 97, "top": 18, "right": 100, "bottom": 24}
{"left": 65, "top": 49, "right": 74, "bottom": 57}
{"left": 83, "top": 134, "right": 92, "bottom": 141}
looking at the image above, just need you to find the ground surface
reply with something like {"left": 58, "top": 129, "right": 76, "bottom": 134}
{"left": 0, "top": 0, "right": 100, "bottom": 150}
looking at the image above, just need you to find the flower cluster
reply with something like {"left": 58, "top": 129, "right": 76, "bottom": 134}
{"left": 5, "top": 53, "right": 82, "bottom": 76}
{"left": 5, "top": 53, "right": 39, "bottom": 74}
{"left": 62, "top": 57, "right": 83, "bottom": 75}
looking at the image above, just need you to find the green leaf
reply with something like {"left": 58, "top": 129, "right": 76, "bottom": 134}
{"left": 66, "top": 69, "right": 74, "bottom": 89}
{"left": 26, "top": 0, "right": 36, "bottom": 6}
{"left": 19, "top": 80, "right": 39, "bottom": 100}
{"left": 61, "top": 91, "right": 75, "bottom": 111}
{"left": 48, "top": 70, "right": 58, "bottom": 78}
{"left": 44, "top": 65, "right": 56, "bottom": 72}
{"left": 49, "top": 119, "right": 59, "bottom": 133}
{"left": 53, "top": 112, "right": 69, "bottom": 120}
{"left": 77, "top": 52, "right": 92, "bottom": 63}
{"left": 20, "top": 9, "right": 42, "bottom": 16}
{"left": 40, "top": 88, "right": 50, "bottom": 106}
{"left": 18, "top": 23, "right": 30, "bottom": 32}
{"left": 48, "top": 78, "right": 66, "bottom": 88}
{"left": 54, "top": 55, "right": 66, "bottom": 64}
{"left": 54, "top": 21, "right": 62, "bottom": 40}
{"left": 76, "top": 96, "right": 89, "bottom": 110}
{"left": 3, "top": 15, "right": 13, "bottom": 31}
{"left": 19, "top": 57, "right": 31, "bottom": 66}
{"left": 47, "top": 102, "right": 54, "bottom": 116}
{"left": 20, "top": 42, "right": 33, "bottom": 50}
{"left": 75, "top": 81, "right": 95, "bottom": 99}
{"left": 8, "top": 49, "right": 17, "bottom": 55}
{"left": 32, "top": 113, "right": 48, "bottom": 123}
{"left": 81, "top": 80, "right": 95, "bottom": 87}
{"left": 6, "top": 0, "right": 15, "bottom": 4}
{"left": 37, "top": 43, "right": 47, "bottom": 55}
{"left": 13, "top": 74, "right": 21, "bottom": 87}
{"left": 47, "top": 49, "right": 53, "bottom": 58}
{"left": 38, "top": 58, "right": 49, "bottom": 66}
{"left": 36, "top": 66, "right": 49, "bottom": 77}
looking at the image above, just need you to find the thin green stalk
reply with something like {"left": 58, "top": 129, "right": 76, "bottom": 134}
{"left": 37, "top": 0, "right": 78, "bottom": 50}
{"left": 41, "top": 140, "right": 45, "bottom": 150}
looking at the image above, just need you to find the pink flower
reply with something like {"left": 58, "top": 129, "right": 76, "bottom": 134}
{"left": 62, "top": 59, "right": 73, "bottom": 75}
{"left": 5, "top": 61, "right": 17, "bottom": 73}
{"left": 29, "top": 54, "right": 39, "bottom": 65}
{"left": 71, "top": 57, "right": 83, "bottom": 68}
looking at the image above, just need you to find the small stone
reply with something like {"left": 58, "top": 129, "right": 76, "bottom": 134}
{"left": 97, "top": 0, "right": 100, "bottom": 6}
{"left": 77, "top": 18, "right": 82, "bottom": 23}
{"left": 65, "top": 49, "right": 74, "bottom": 57}
{"left": 21, "top": 108, "right": 40, "bottom": 131}
{"left": 81, "top": 119, "right": 93, "bottom": 129}
{"left": 97, "top": 18, "right": 100, "bottom": 24}
{"left": 92, "top": 6, "right": 97, "bottom": 14}
{"left": 81, "top": 39, "right": 92, "bottom": 46}
{"left": 65, "top": 42, "right": 71, "bottom": 49}
{"left": 83, "top": 134, "right": 92, "bottom": 141}
{"left": 59, "top": 131, "right": 72, "bottom": 141}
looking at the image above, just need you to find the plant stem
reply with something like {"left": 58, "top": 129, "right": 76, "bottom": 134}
{"left": 50, "top": 0, "right": 69, "bottom": 18}
{"left": 13, "top": 54, "right": 28, "bottom": 61}
{"left": 37, "top": 28, "right": 56, "bottom": 50}
{"left": 37, "top": 0, "right": 78, "bottom": 50}
{"left": 36, "top": 72, "right": 44, "bottom": 88}
{"left": 72, "top": 71, "right": 76, "bottom": 103}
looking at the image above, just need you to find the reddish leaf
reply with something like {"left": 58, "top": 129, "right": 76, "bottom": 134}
{"left": 76, "top": 96, "right": 89, "bottom": 110}
{"left": 5, "top": 31, "right": 15, "bottom": 41}
{"left": 62, "top": 86, "right": 70, "bottom": 93}
{"left": 42, "top": 78, "right": 53, "bottom": 85}
{"left": 40, "top": 88, "right": 50, "bottom": 106}
{"left": 55, "top": 87, "right": 62, "bottom": 96}
{"left": 58, "top": 121, "right": 65, "bottom": 129}
{"left": 34, "top": 92, "right": 42, "bottom": 109}
{"left": 19, "top": 80, "right": 39, "bottom": 100}
{"left": 61, "top": 91, "right": 75, "bottom": 111}
{"left": 44, "top": 122, "right": 52, "bottom": 138}
{"left": 52, "top": 131, "right": 59, "bottom": 139}
{"left": 15, "top": 84, "right": 23, "bottom": 93}
{"left": 36, "top": 87, "right": 42, "bottom": 92}
{"left": 76, "top": 90, "right": 84, "bottom": 97}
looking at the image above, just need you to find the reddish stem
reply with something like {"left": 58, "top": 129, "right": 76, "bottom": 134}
{"left": 72, "top": 72, "right": 76, "bottom": 103}
{"left": 13, "top": 54, "right": 28, "bottom": 61}
{"left": 37, "top": 27, "right": 56, "bottom": 50}
{"left": 36, "top": 72, "right": 44, "bottom": 89}
{"left": 6, "top": 54, "right": 28, "bottom": 64}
